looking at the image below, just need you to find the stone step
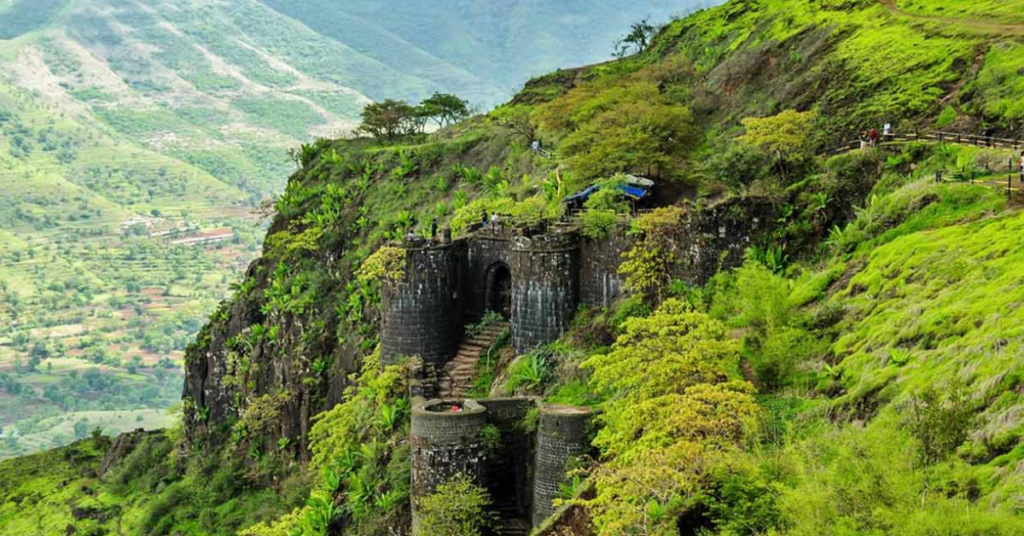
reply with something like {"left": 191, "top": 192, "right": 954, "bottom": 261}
{"left": 440, "top": 323, "right": 512, "bottom": 399}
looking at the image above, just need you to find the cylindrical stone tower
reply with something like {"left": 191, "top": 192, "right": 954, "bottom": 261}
{"left": 510, "top": 233, "right": 580, "bottom": 355}
{"left": 531, "top": 404, "right": 592, "bottom": 527}
{"left": 381, "top": 240, "right": 463, "bottom": 367}
{"left": 410, "top": 399, "right": 489, "bottom": 535}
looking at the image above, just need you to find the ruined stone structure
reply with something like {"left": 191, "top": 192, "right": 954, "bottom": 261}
{"left": 381, "top": 223, "right": 627, "bottom": 367}
{"left": 410, "top": 396, "right": 592, "bottom": 532}
{"left": 381, "top": 198, "right": 776, "bottom": 368}
{"left": 388, "top": 198, "right": 778, "bottom": 531}
{"left": 531, "top": 405, "right": 592, "bottom": 526}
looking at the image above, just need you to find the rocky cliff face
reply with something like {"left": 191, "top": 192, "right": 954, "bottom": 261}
{"left": 180, "top": 129, "right": 539, "bottom": 459}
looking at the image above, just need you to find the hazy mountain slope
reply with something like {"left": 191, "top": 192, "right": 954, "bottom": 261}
{"left": 262, "top": 0, "right": 711, "bottom": 101}
{"left": 0, "top": 0, "right": 703, "bottom": 460}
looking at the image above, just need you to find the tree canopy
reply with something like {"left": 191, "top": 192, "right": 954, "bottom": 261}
{"left": 357, "top": 93, "right": 472, "bottom": 140}
{"left": 420, "top": 93, "right": 471, "bottom": 128}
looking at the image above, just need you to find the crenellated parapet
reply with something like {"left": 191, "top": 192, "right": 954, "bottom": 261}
{"left": 381, "top": 227, "right": 594, "bottom": 366}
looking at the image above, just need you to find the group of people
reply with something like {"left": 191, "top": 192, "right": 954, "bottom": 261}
{"left": 860, "top": 122, "right": 894, "bottom": 149}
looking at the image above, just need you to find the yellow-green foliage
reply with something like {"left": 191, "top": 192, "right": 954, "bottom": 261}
{"left": 771, "top": 414, "right": 1024, "bottom": 536}
{"left": 535, "top": 80, "right": 697, "bottom": 180}
{"left": 416, "top": 474, "right": 496, "bottom": 536}
{"left": 619, "top": 207, "right": 685, "bottom": 300}
{"left": 581, "top": 300, "right": 758, "bottom": 535}
{"left": 356, "top": 246, "right": 407, "bottom": 286}
{"left": 968, "top": 42, "right": 1024, "bottom": 123}
{"left": 233, "top": 392, "right": 293, "bottom": 444}
{"left": 738, "top": 110, "right": 817, "bottom": 162}
{"left": 704, "top": 164, "right": 1024, "bottom": 534}
{"left": 304, "top": 350, "right": 412, "bottom": 534}
{"left": 449, "top": 195, "right": 560, "bottom": 236}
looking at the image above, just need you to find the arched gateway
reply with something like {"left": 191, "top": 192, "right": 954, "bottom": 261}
{"left": 485, "top": 262, "right": 512, "bottom": 319}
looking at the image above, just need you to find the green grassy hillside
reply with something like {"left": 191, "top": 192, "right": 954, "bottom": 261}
{"left": 3, "top": 0, "right": 1024, "bottom": 534}
{"left": 0, "top": 0, "right": 688, "bottom": 459}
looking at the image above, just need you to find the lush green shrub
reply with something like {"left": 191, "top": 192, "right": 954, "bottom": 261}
{"left": 703, "top": 142, "right": 772, "bottom": 189}
{"left": 580, "top": 300, "right": 759, "bottom": 534}
{"left": 581, "top": 209, "right": 619, "bottom": 239}
{"left": 903, "top": 381, "right": 974, "bottom": 464}
{"left": 506, "top": 351, "right": 552, "bottom": 395}
{"left": 416, "top": 475, "right": 496, "bottom": 536}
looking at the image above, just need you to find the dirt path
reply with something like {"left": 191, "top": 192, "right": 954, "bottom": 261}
{"left": 878, "top": 0, "right": 1024, "bottom": 35}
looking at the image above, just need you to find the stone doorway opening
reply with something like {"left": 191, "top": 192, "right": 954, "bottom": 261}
{"left": 486, "top": 263, "right": 512, "bottom": 319}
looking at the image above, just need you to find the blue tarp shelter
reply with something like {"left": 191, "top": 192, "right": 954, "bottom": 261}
{"left": 564, "top": 176, "right": 653, "bottom": 208}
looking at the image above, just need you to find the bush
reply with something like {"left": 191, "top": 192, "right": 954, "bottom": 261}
{"left": 903, "top": 381, "right": 974, "bottom": 463}
{"left": 506, "top": 351, "right": 552, "bottom": 395}
{"left": 581, "top": 209, "right": 619, "bottom": 239}
{"left": 580, "top": 300, "right": 759, "bottom": 535}
{"left": 417, "top": 475, "right": 496, "bottom": 536}
{"left": 703, "top": 142, "right": 771, "bottom": 189}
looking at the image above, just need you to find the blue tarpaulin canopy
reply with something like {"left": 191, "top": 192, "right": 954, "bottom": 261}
{"left": 563, "top": 185, "right": 602, "bottom": 204}
{"left": 564, "top": 179, "right": 652, "bottom": 205}
{"left": 619, "top": 185, "right": 650, "bottom": 200}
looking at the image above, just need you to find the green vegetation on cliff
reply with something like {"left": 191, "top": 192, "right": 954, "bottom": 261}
{"left": 5, "top": 0, "right": 1024, "bottom": 534}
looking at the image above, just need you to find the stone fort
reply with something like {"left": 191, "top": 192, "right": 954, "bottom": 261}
{"left": 380, "top": 199, "right": 775, "bottom": 532}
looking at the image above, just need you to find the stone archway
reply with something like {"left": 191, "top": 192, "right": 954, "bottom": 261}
{"left": 485, "top": 263, "right": 512, "bottom": 319}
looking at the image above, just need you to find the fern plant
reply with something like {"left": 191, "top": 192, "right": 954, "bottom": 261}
{"left": 507, "top": 351, "right": 552, "bottom": 394}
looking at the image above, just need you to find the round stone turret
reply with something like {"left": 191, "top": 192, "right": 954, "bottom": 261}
{"left": 410, "top": 399, "right": 489, "bottom": 534}
{"left": 531, "top": 404, "right": 591, "bottom": 527}
{"left": 381, "top": 241, "right": 463, "bottom": 367}
{"left": 510, "top": 233, "right": 580, "bottom": 355}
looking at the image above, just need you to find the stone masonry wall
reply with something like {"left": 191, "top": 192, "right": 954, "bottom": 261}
{"left": 476, "top": 398, "right": 536, "bottom": 516}
{"left": 381, "top": 240, "right": 465, "bottom": 366}
{"left": 511, "top": 233, "right": 580, "bottom": 355}
{"left": 532, "top": 405, "right": 591, "bottom": 527}
{"left": 465, "top": 227, "right": 513, "bottom": 319}
{"left": 672, "top": 197, "right": 778, "bottom": 285}
{"left": 410, "top": 399, "right": 489, "bottom": 535}
{"left": 579, "top": 232, "right": 632, "bottom": 309}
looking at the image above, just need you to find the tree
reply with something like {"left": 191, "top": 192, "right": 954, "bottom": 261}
{"left": 737, "top": 110, "right": 818, "bottom": 179}
{"left": 356, "top": 99, "right": 417, "bottom": 140}
{"left": 538, "top": 82, "right": 697, "bottom": 180}
{"left": 420, "top": 93, "right": 471, "bottom": 129}
{"left": 73, "top": 420, "right": 89, "bottom": 440}
{"left": 614, "top": 18, "right": 657, "bottom": 58}
{"left": 490, "top": 105, "right": 536, "bottom": 141}
{"left": 580, "top": 300, "right": 759, "bottom": 535}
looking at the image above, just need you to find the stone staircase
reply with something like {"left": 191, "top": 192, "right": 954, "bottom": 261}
{"left": 437, "top": 321, "right": 509, "bottom": 400}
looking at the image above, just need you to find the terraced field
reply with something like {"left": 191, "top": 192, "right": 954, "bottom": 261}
{"left": 0, "top": 0, "right": 698, "bottom": 458}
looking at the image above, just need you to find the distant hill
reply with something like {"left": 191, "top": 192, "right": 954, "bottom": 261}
{"left": 0, "top": 0, "right": 710, "bottom": 459}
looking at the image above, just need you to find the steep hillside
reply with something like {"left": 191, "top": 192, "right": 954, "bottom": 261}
{"left": 3, "top": 0, "right": 1024, "bottom": 534}
{"left": 0, "top": 0, "right": 690, "bottom": 459}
